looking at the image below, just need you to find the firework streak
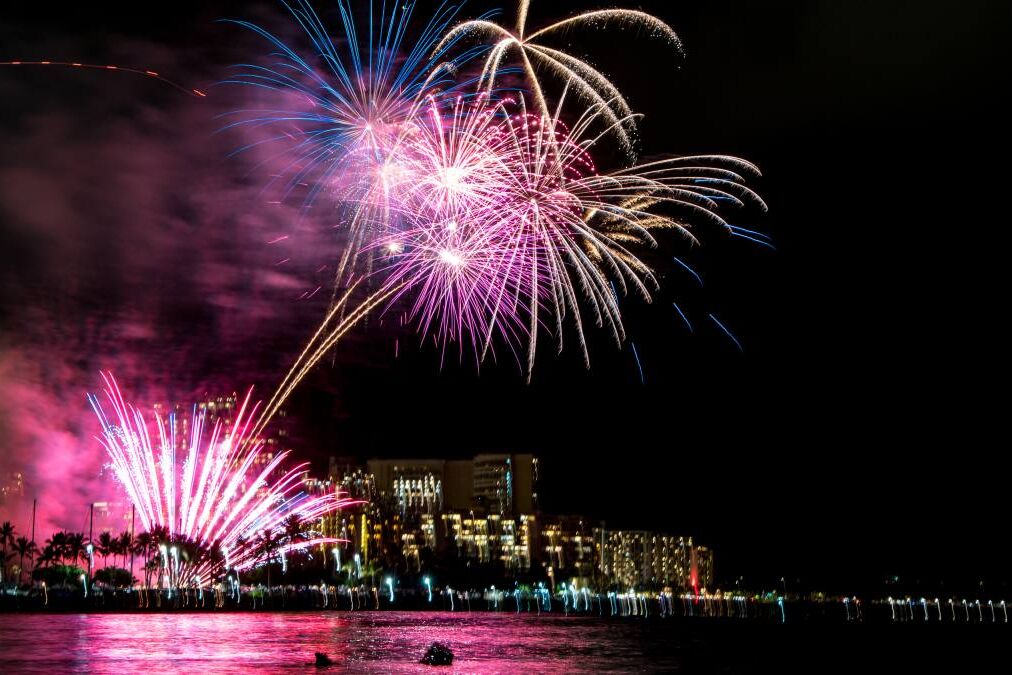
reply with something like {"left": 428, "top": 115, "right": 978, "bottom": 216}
{"left": 88, "top": 373, "right": 358, "bottom": 586}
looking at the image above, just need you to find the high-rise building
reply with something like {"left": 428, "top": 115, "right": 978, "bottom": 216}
{"left": 472, "top": 453, "right": 537, "bottom": 515}
{"left": 367, "top": 459, "right": 445, "bottom": 515}
{"left": 334, "top": 468, "right": 377, "bottom": 502}
{"left": 690, "top": 544, "right": 715, "bottom": 590}
{"left": 365, "top": 454, "right": 537, "bottom": 515}
{"left": 323, "top": 454, "right": 712, "bottom": 590}
{"left": 599, "top": 529, "right": 649, "bottom": 590}
{"left": 399, "top": 511, "right": 438, "bottom": 572}
{"left": 599, "top": 529, "right": 710, "bottom": 590}
{"left": 649, "top": 534, "right": 694, "bottom": 588}
{"left": 539, "top": 515, "right": 596, "bottom": 587}
{"left": 438, "top": 509, "right": 532, "bottom": 574}
{"left": 90, "top": 500, "right": 133, "bottom": 533}
{"left": 442, "top": 460, "right": 473, "bottom": 510}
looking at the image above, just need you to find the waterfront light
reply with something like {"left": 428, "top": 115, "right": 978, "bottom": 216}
{"left": 424, "top": 576, "right": 433, "bottom": 603}
{"left": 385, "top": 576, "right": 395, "bottom": 603}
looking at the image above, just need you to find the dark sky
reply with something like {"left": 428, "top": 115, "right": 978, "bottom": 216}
{"left": 1, "top": 1, "right": 1008, "bottom": 590}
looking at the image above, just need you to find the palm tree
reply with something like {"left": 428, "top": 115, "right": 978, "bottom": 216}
{"left": 108, "top": 537, "right": 123, "bottom": 570}
{"left": 205, "top": 543, "right": 225, "bottom": 579}
{"left": 1, "top": 551, "right": 12, "bottom": 585}
{"left": 256, "top": 529, "right": 282, "bottom": 597}
{"left": 283, "top": 514, "right": 305, "bottom": 543}
{"left": 36, "top": 544, "right": 56, "bottom": 569}
{"left": 45, "top": 532, "right": 68, "bottom": 564}
{"left": 281, "top": 515, "right": 307, "bottom": 577}
{"left": 97, "top": 531, "right": 114, "bottom": 568}
{"left": 13, "top": 537, "right": 38, "bottom": 585}
{"left": 0, "top": 521, "right": 14, "bottom": 550}
{"left": 117, "top": 531, "right": 133, "bottom": 569}
{"left": 67, "top": 532, "right": 86, "bottom": 568}
{"left": 144, "top": 558, "right": 160, "bottom": 589}
{"left": 0, "top": 521, "right": 15, "bottom": 582}
{"left": 148, "top": 526, "right": 171, "bottom": 587}
{"left": 133, "top": 532, "right": 154, "bottom": 586}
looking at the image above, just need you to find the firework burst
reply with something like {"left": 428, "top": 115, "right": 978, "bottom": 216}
{"left": 372, "top": 93, "right": 765, "bottom": 374}
{"left": 219, "top": 0, "right": 765, "bottom": 421}
{"left": 88, "top": 372, "right": 357, "bottom": 586}
{"left": 221, "top": 0, "right": 497, "bottom": 287}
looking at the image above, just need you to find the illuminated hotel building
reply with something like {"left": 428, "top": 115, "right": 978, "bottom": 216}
{"left": 401, "top": 512, "right": 437, "bottom": 571}
{"left": 691, "top": 544, "right": 715, "bottom": 590}
{"left": 539, "top": 515, "right": 596, "bottom": 587}
{"left": 439, "top": 510, "right": 535, "bottom": 573}
{"left": 366, "top": 455, "right": 537, "bottom": 516}
{"left": 599, "top": 530, "right": 712, "bottom": 590}
{"left": 472, "top": 454, "right": 538, "bottom": 515}
{"left": 391, "top": 472, "right": 442, "bottom": 515}
{"left": 650, "top": 534, "right": 694, "bottom": 587}
{"left": 367, "top": 459, "right": 449, "bottom": 515}
{"left": 324, "top": 455, "right": 712, "bottom": 589}
{"left": 599, "top": 529, "right": 648, "bottom": 589}
{"left": 441, "top": 511, "right": 490, "bottom": 562}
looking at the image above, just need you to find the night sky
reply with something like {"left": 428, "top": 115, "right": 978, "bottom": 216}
{"left": 1, "top": 1, "right": 1008, "bottom": 591}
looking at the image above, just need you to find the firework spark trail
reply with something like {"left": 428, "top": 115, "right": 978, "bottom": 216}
{"left": 0, "top": 60, "right": 207, "bottom": 96}
{"left": 89, "top": 373, "right": 358, "bottom": 585}
{"left": 708, "top": 313, "right": 744, "bottom": 352}
{"left": 435, "top": 0, "right": 683, "bottom": 156}
{"left": 248, "top": 279, "right": 361, "bottom": 440}
{"left": 249, "top": 281, "right": 406, "bottom": 440}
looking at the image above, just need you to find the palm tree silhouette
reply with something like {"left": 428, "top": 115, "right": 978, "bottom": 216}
{"left": 0, "top": 521, "right": 15, "bottom": 582}
{"left": 256, "top": 529, "right": 283, "bottom": 598}
{"left": 117, "top": 531, "right": 132, "bottom": 569}
{"left": 36, "top": 544, "right": 56, "bottom": 569}
{"left": 67, "top": 532, "right": 86, "bottom": 567}
{"left": 97, "top": 531, "right": 114, "bottom": 568}
{"left": 133, "top": 531, "right": 154, "bottom": 584}
{"left": 46, "top": 532, "right": 68, "bottom": 564}
{"left": 13, "top": 536, "right": 38, "bottom": 585}
{"left": 108, "top": 537, "right": 123, "bottom": 570}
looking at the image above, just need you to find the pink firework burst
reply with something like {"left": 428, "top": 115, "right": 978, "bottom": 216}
{"left": 371, "top": 95, "right": 766, "bottom": 375}
{"left": 88, "top": 372, "right": 358, "bottom": 585}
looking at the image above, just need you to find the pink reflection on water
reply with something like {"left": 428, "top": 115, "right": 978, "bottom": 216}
{"left": 0, "top": 612, "right": 682, "bottom": 673}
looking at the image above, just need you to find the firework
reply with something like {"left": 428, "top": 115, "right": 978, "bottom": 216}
{"left": 88, "top": 372, "right": 357, "bottom": 586}
{"left": 1, "top": 59, "right": 207, "bottom": 96}
{"left": 374, "top": 94, "right": 765, "bottom": 374}
{"left": 435, "top": 0, "right": 682, "bottom": 155}
{"left": 222, "top": 0, "right": 765, "bottom": 417}
{"left": 221, "top": 0, "right": 494, "bottom": 287}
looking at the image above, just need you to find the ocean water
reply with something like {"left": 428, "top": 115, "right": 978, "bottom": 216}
{"left": 0, "top": 611, "right": 1005, "bottom": 673}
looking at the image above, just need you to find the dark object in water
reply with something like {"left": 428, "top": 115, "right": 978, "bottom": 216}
{"left": 420, "top": 642, "right": 454, "bottom": 666}
{"left": 315, "top": 652, "right": 333, "bottom": 667}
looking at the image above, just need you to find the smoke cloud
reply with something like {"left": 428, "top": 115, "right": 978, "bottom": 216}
{"left": 0, "top": 18, "right": 341, "bottom": 535}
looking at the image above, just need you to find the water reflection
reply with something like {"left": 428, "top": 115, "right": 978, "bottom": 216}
{"left": 0, "top": 612, "right": 683, "bottom": 673}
